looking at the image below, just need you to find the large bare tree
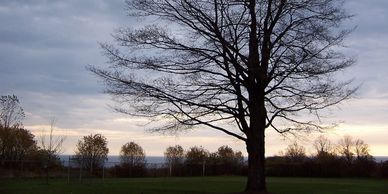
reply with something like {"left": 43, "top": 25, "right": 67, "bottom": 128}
{"left": 90, "top": 0, "right": 355, "bottom": 192}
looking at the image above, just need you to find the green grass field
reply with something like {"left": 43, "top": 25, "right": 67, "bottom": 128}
{"left": 1, "top": 177, "right": 387, "bottom": 194}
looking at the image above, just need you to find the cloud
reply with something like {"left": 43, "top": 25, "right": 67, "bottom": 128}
{"left": 0, "top": 0, "right": 130, "bottom": 96}
{"left": 0, "top": 0, "right": 387, "bottom": 156}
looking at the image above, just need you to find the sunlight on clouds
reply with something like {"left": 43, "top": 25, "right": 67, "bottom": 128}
{"left": 111, "top": 117, "right": 150, "bottom": 125}
{"left": 335, "top": 124, "right": 388, "bottom": 155}
{"left": 27, "top": 124, "right": 74, "bottom": 136}
{"left": 25, "top": 121, "right": 388, "bottom": 156}
{"left": 294, "top": 124, "right": 388, "bottom": 156}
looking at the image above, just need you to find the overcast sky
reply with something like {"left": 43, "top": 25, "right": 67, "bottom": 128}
{"left": 1, "top": 0, "right": 387, "bottom": 156}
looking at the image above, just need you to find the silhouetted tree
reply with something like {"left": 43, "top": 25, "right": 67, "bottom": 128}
{"left": 120, "top": 142, "right": 146, "bottom": 165}
{"left": 164, "top": 145, "right": 185, "bottom": 166}
{"left": 284, "top": 142, "right": 307, "bottom": 162}
{"left": 312, "top": 136, "right": 339, "bottom": 177}
{"left": 337, "top": 135, "right": 355, "bottom": 166}
{"left": 39, "top": 119, "right": 66, "bottom": 183}
{"left": 0, "top": 127, "right": 37, "bottom": 166}
{"left": 213, "top": 146, "right": 244, "bottom": 175}
{"left": 0, "top": 96, "right": 36, "bottom": 167}
{"left": 185, "top": 146, "right": 209, "bottom": 176}
{"left": 352, "top": 138, "right": 375, "bottom": 176}
{"left": 0, "top": 95, "right": 25, "bottom": 129}
{"left": 186, "top": 146, "right": 209, "bottom": 164}
{"left": 90, "top": 0, "right": 355, "bottom": 192}
{"left": 380, "top": 161, "right": 388, "bottom": 178}
{"left": 354, "top": 139, "right": 372, "bottom": 160}
{"left": 314, "top": 135, "right": 333, "bottom": 157}
{"left": 120, "top": 141, "right": 146, "bottom": 176}
{"left": 164, "top": 145, "right": 184, "bottom": 175}
{"left": 216, "top": 146, "right": 244, "bottom": 164}
{"left": 75, "top": 134, "right": 109, "bottom": 174}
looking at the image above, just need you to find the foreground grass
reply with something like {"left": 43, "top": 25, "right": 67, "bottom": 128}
{"left": 0, "top": 176, "right": 387, "bottom": 194}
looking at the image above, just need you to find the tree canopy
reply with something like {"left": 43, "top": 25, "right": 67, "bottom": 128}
{"left": 164, "top": 145, "right": 185, "bottom": 165}
{"left": 185, "top": 146, "right": 209, "bottom": 165}
{"left": 75, "top": 134, "right": 109, "bottom": 172}
{"left": 0, "top": 95, "right": 25, "bottom": 129}
{"left": 0, "top": 95, "right": 37, "bottom": 166}
{"left": 90, "top": 0, "right": 355, "bottom": 192}
{"left": 120, "top": 141, "right": 146, "bottom": 167}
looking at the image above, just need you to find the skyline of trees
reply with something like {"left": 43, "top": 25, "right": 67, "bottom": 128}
{"left": 2, "top": 94, "right": 378, "bottom": 160}
{"left": 0, "top": 97, "right": 385, "bottom": 179}
{"left": 0, "top": 94, "right": 384, "bottom": 180}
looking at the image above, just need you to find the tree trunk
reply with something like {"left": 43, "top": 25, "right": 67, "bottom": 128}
{"left": 245, "top": 85, "right": 267, "bottom": 193}
{"left": 245, "top": 128, "right": 266, "bottom": 193}
{"left": 45, "top": 155, "right": 51, "bottom": 184}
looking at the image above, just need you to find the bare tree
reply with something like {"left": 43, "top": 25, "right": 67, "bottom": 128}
{"left": 354, "top": 139, "right": 371, "bottom": 160}
{"left": 284, "top": 142, "right": 306, "bottom": 162}
{"left": 338, "top": 135, "right": 354, "bottom": 165}
{"left": 90, "top": 0, "right": 355, "bottom": 192}
{"left": 0, "top": 95, "right": 25, "bottom": 129}
{"left": 314, "top": 135, "right": 333, "bottom": 156}
{"left": 39, "top": 119, "right": 66, "bottom": 184}
{"left": 337, "top": 135, "right": 374, "bottom": 165}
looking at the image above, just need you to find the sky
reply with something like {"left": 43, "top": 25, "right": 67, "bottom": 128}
{"left": 0, "top": 0, "right": 387, "bottom": 156}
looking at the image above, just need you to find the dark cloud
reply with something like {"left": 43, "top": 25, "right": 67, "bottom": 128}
{"left": 346, "top": 0, "right": 388, "bottom": 34}
{"left": 339, "top": 0, "right": 388, "bottom": 98}
{"left": 0, "top": 0, "right": 131, "bottom": 129}
{"left": 0, "top": 0, "right": 129, "bottom": 95}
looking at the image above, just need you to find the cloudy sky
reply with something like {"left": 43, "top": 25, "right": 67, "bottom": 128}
{"left": 1, "top": 0, "right": 387, "bottom": 156}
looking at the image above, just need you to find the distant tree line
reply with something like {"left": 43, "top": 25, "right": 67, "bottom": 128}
{"left": 1, "top": 94, "right": 388, "bottom": 179}
{"left": 72, "top": 133, "right": 388, "bottom": 178}
{"left": 163, "top": 145, "right": 245, "bottom": 176}
{"left": 267, "top": 135, "right": 386, "bottom": 178}
{"left": 74, "top": 135, "right": 245, "bottom": 177}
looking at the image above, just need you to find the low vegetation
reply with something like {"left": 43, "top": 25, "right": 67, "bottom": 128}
{"left": 1, "top": 176, "right": 387, "bottom": 194}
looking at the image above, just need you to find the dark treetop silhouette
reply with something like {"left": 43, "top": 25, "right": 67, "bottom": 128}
{"left": 75, "top": 134, "right": 109, "bottom": 173}
{"left": 120, "top": 141, "right": 146, "bottom": 167}
{"left": 90, "top": 0, "right": 356, "bottom": 193}
{"left": 0, "top": 95, "right": 25, "bottom": 129}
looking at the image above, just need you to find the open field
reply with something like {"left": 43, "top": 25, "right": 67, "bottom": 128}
{"left": 1, "top": 176, "right": 387, "bottom": 194}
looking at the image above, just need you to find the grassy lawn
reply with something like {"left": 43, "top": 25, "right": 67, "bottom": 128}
{"left": 0, "top": 176, "right": 387, "bottom": 194}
